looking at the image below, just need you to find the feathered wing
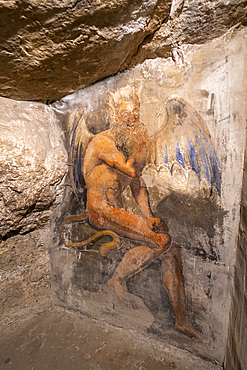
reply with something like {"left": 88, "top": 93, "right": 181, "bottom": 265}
{"left": 150, "top": 96, "right": 221, "bottom": 196}
{"left": 67, "top": 108, "right": 94, "bottom": 201}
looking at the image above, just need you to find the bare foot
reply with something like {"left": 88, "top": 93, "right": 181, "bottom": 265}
{"left": 105, "top": 278, "right": 127, "bottom": 300}
{"left": 105, "top": 278, "right": 141, "bottom": 309}
{"left": 175, "top": 321, "right": 206, "bottom": 342}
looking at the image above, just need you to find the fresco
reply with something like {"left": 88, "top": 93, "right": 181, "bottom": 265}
{"left": 50, "top": 30, "right": 246, "bottom": 362}
{"left": 59, "top": 84, "right": 222, "bottom": 342}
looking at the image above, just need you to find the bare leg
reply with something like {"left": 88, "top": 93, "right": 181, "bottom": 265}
{"left": 88, "top": 196, "right": 202, "bottom": 339}
{"left": 108, "top": 243, "right": 204, "bottom": 340}
{"left": 106, "top": 245, "right": 162, "bottom": 300}
{"left": 87, "top": 197, "right": 170, "bottom": 251}
{"left": 161, "top": 245, "right": 204, "bottom": 340}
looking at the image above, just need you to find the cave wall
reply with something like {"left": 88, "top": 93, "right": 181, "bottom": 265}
{"left": 225, "top": 132, "right": 247, "bottom": 368}
{"left": 0, "top": 1, "right": 246, "bottom": 366}
{"left": 0, "top": 98, "right": 67, "bottom": 239}
{"left": 0, "top": 100, "right": 67, "bottom": 329}
{"left": 50, "top": 28, "right": 246, "bottom": 362}
{"left": 0, "top": 230, "right": 51, "bottom": 330}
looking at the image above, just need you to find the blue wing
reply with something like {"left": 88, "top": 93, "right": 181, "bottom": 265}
{"left": 154, "top": 97, "right": 221, "bottom": 196}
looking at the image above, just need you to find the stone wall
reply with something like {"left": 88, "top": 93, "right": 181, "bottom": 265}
{"left": 0, "top": 98, "right": 67, "bottom": 330}
{"left": 0, "top": 230, "right": 51, "bottom": 331}
{"left": 225, "top": 138, "right": 247, "bottom": 368}
{"left": 0, "top": 98, "right": 67, "bottom": 239}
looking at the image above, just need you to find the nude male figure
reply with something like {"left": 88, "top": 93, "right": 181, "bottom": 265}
{"left": 83, "top": 86, "right": 202, "bottom": 340}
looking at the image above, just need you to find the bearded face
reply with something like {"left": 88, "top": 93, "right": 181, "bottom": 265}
{"left": 109, "top": 100, "right": 148, "bottom": 158}
{"left": 107, "top": 86, "right": 140, "bottom": 130}
{"left": 107, "top": 87, "right": 149, "bottom": 158}
{"left": 109, "top": 100, "right": 142, "bottom": 135}
{"left": 116, "top": 101, "right": 140, "bottom": 128}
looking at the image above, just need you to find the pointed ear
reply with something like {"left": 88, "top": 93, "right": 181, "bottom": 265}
{"left": 106, "top": 90, "right": 117, "bottom": 122}
{"left": 106, "top": 90, "right": 115, "bottom": 107}
{"left": 135, "top": 84, "right": 142, "bottom": 103}
{"left": 108, "top": 102, "right": 117, "bottom": 123}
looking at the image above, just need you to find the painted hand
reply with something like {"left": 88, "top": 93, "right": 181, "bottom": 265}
{"left": 147, "top": 217, "right": 169, "bottom": 233}
{"left": 146, "top": 217, "right": 161, "bottom": 230}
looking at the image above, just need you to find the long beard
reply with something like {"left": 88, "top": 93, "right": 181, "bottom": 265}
{"left": 114, "top": 122, "right": 148, "bottom": 159}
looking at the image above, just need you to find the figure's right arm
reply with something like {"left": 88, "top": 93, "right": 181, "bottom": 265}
{"left": 96, "top": 137, "right": 136, "bottom": 178}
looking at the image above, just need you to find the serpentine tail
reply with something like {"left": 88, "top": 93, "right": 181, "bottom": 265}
{"left": 60, "top": 212, "right": 120, "bottom": 256}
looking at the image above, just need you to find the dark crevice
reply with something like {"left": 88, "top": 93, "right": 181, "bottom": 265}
{"left": 0, "top": 225, "right": 38, "bottom": 242}
{"left": 1, "top": 228, "right": 24, "bottom": 242}
{"left": 119, "top": 33, "right": 154, "bottom": 71}
{"left": 162, "top": 14, "right": 171, "bottom": 25}
{"left": 119, "top": 23, "right": 170, "bottom": 71}
{"left": 118, "top": 0, "right": 173, "bottom": 71}
{"left": 0, "top": 200, "right": 55, "bottom": 242}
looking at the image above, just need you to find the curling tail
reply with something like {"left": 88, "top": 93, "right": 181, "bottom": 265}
{"left": 60, "top": 212, "right": 120, "bottom": 256}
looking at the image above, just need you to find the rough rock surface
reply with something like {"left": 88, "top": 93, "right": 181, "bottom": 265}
{"left": 0, "top": 0, "right": 246, "bottom": 101}
{"left": 0, "top": 97, "right": 67, "bottom": 239}
{"left": 225, "top": 136, "right": 247, "bottom": 370}
{"left": 0, "top": 230, "right": 51, "bottom": 329}
{"left": 127, "top": 0, "right": 247, "bottom": 68}
{"left": 0, "top": 0, "right": 171, "bottom": 101}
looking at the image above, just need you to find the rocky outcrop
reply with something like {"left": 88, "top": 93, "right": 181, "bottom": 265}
{"left": 126, "top": 0, "right": 247, "bottom": 68}
{"left": 0, "top": 0, "right": 246, "bottom": 101}
{"left": 0, "top": 0, "right": 172, "bottom": 101}
{"left": 0, "top": 97, "right": 67, "bottom": 239}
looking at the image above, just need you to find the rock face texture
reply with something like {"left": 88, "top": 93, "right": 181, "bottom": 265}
{"left": 225, "top": 137, "right": 247, "bottom": 370}
{"left": 0, "top": 0, "right": 171, "bottom": 101}
{"left": 0, "top": 0, "right": 246, "bottom": 101}
{"left": 0, "top": 97, "right": 67, "bottom": 239}
{"left": 0, "top": 230, "right": 51, "bottom": 328}
{"left": 128, "top": 0, "right": 247, "bottom": 67}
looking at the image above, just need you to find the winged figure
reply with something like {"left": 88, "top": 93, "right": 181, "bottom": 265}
{"left": 67, "top": 91, "right": 221, "bottom": 206}
{"left": 60, "top": 85, "right": 221, "bottom": 341}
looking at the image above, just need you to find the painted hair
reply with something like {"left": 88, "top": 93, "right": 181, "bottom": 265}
{"left": 106, "top": 85, "right": 139, "bottom": 109}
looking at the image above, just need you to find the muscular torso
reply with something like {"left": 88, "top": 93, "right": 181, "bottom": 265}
{"left": 83, "top": 128, "right": 150, "bottom": 207}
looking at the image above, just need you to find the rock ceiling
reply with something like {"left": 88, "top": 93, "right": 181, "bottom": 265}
{"left": 0, "top": 0, "right": 246, "bottom": 101}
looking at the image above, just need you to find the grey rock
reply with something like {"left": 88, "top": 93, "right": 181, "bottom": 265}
{"left": 0, "top": 0, "right": 245, "bottom": 101}
{"left": 0, "top": 230, "right": 51, "bottom": 327}
{"left": 126, "top": 0, "right": 247, "bottom": 68}
{"left": 0, "top": 0, "right": 171, "bottom": 101}
{"left": 0, "top": 97, "right": 67, "bottom": 239}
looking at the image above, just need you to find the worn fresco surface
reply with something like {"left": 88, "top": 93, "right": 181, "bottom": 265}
{"left": 50, "top": 28, "right": 246, "bottom": 361}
